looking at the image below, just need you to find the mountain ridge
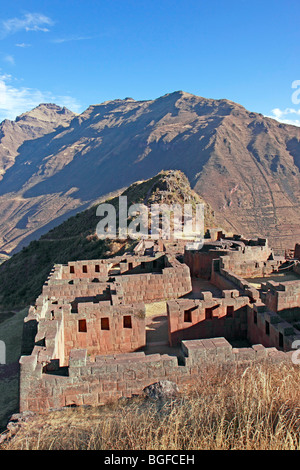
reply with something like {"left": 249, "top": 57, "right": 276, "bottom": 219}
{"left": 0, "top": 91, "right": 299, "bottom": 255}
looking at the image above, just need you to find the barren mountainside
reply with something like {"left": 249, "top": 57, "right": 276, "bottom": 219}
{"left": 0, "top": 91, "right": 300, "bottom": 255}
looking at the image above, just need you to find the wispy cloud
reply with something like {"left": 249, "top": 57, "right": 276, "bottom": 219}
{"left": 4, "top": 55, "right": 15, "bottom": 66}
{"left": 15, "top": 43, "right": 31, "bottom": 48}
{"left": 51, "top": 35, "right": 94, "bottom": 44}
{"left": 0, "top": 13, "right": 53, "bottom": 38}
{"left": 267, "top": 107, "right": 300, "bottom": 127}
{"left": 0, "top": 74, "right": 81, "bottom": 122}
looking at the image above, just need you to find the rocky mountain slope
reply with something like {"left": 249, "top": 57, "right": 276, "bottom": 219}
{"left": 0, "top": 91, "right": 299, "bottom": 255}
{"left": 0, "top": 103, "right": 75, "bottom": 179}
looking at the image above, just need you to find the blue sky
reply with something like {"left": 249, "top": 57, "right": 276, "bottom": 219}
{"left": 0, "top": 0, "right": 300, "bottom": 125}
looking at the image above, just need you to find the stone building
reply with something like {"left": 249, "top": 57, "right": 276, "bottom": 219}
{"left": 19, "top": 235, "right": 300, "bottom": 414}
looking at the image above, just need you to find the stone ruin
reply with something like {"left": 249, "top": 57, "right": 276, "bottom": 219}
{"left": 19, "top": 232, "right": 300, "bottom": 413}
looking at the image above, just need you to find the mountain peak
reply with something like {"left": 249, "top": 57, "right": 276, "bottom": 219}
{"left": 0, "top": 90, "right": 299, "bottom": 257}
{"left": 17, "top": 103, "right": 76, "bottom": 124}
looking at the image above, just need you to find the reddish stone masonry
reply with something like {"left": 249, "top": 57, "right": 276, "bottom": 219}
{"left": 19, "top": 236, "right": 300, "bottom": 414}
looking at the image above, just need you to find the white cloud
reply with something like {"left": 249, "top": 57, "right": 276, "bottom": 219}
{"left": 52, "top": 35, "right": 92, "bottom": 44}
{"left": 15, "top": 43, "right": 31, "bottom": 48}
{"left": 4, "top": 55, "right": 15, "bottom": 66}
{"left": 0, "top": 13, "right": 53, "bottom": 38}
{"left": 0, "top": 74, "right": 81, "bottom": 122}
{"left": 267, "top": 107, "right": 300, "bottom": 127}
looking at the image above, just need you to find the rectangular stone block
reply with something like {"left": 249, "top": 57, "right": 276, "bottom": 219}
{"left": 69, "top": 349, "right": 87, "bottom": 367}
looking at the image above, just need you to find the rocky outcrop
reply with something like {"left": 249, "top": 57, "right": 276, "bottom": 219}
{"left": 143, "top": 381, "right": 180, "bottom": 400}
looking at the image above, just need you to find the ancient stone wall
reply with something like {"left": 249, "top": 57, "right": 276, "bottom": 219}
{"left": 63, "top": 302, "right": 146, "bottom": 362}
{"left": 25, "top": 299, "right": 146, "bottom": 367}
{"left": 167, "top": 292, "right": 249, "bottom": 346}
{"left": 294, "top": 263, "right": 300, "bottom": 276}
{"left": 184, "top": 238, "right": 275, "bottom": 281}
{"left": 114, "top": 263, "right": 192, "bottom": 304}
{"left": 41, "top": 254, "right": 191, "bottom": 306}
{"left": 19, "top": 239, "right": 300, "bottom": 416}
{"left": 261, "top": 280, "right": 300, "bottom": 314}
{"left": 247, "top": 302, "right": 300, "bottom": 352}
{"left": 60, "top": 255, "right": 166, "bottom": 280}
{"left": 19, "top": 337, "right": 293, "bottom": 414}
{"left": 184, "top": 249, "right": 229, "bottom": 279}
{"left": 42, "top": 280, "right": 111, "bottom": 303}
{"left": 211, "top": 262, "right": 260, "bottom": 303}
{"left": 295, "top": 244, "right": 300, "bottom": 260}
{"left": 217, "top": 254, "right": 281, "bottom": 279}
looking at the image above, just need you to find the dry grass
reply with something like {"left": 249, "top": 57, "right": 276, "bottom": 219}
{"left": 2, "top": 362, "right": 300, "bottom": 450}
{"left": 145, "top": 301, "right": 167, "bottom": 318}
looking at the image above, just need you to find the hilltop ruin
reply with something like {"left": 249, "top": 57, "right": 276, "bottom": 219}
{"left": 19, "top": 229, "right": 300, "bottom": 413}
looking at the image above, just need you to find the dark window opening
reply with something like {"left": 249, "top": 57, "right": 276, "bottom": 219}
{"left": 227, "top": 306, "right": 234, "bottom": 317}
{"left": 128, "top": 262, "right": 133, "bottom": 270}
{"left": 184, "top": 309, "right": 193, "bottom": 323}
{"left": 101, "top": 317, "right": 110, "bottom": 330}
{"left": 78, "top": 319, "right": 87, "bottom": 332}
{"left": 254, "top": 311, "right": 257, "bottom": 324}
{"left": 205, "top": 308, "right": 213, "bottom": 320}
{"left": 82, "top": 265, "right": 88, "bottom": 273}
{"left": 95, "top": 265, "right": 100, "bottom": 273}
{"left": 213, "top": 259, "right": 220, "bottom": 273}
{"left": 123, "top": 315, "right": 132, "bottom": 328}
{"left": 279, "top": 332, "right": 284, "bottom": 349}
{"left": 217, "top": 231, "right": 223, "bottom": 240}
{"left": 70, "top": 266, "right": 75, "bottom": 274}
{"left": 265, "top": 320, "right": 270, "bottom": 336}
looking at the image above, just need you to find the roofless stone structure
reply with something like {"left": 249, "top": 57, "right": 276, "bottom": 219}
{"left": 19, "top": 233, "right": 300, "bottom": 413}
